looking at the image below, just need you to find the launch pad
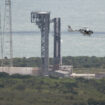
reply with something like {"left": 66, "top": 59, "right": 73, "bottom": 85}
{"left": 31, "top": 11, "right": 63, "bottom": 76}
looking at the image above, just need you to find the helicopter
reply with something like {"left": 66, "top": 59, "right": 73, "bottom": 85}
{"left": 68, "top": 25, "right": 93, "bottom": 36}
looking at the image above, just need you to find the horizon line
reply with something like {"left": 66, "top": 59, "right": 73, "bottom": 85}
{"left": 12, "top": 31, "right": 105, "bottom": 34}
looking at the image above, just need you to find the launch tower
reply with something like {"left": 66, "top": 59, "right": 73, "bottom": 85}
{"left": 31, "top": 12, "right": 50, "bottom": 76}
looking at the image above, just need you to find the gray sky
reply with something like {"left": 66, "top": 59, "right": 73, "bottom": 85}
{"left": 0, "top": 0, "right": 105, "bottom": 32}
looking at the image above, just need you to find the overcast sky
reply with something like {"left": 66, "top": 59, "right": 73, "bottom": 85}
{"left": 0, "top": 0, "right": 105, "bottom": 32}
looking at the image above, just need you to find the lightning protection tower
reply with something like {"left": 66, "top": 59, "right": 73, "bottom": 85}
{"left": 3, "top": 0, "right": 13, "bottom": 67}
{"left": 0, "top": 8, "right": 4, "bottom": 66}
{"left": 31, "top": 11, "right": 50, "bottom": 76}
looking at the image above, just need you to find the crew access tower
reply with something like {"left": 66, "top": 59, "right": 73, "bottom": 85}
{"left": 31, "top": 12, "right": 50, "bottom": 76}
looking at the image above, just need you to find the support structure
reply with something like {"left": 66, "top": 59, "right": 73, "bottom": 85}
{"left": 53, "top": 18, "right": 61, "bottom": 70}
{"left": 0, "top": 10, "right": 3, "bottom": 61}
{"left": 3, "top": 0, "right": 13, "bottom": 67}
{"left": 31, "top": 12, "right": 50, "bottom": 76}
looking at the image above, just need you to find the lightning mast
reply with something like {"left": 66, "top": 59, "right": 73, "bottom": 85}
{"left": 0, "top": 9, "right": 3, "bottom": 62}
{"left": 3, "top": 0, "right": 13, "bottom": 67}
{"left": 0, "top": 7, "right": 4, "bottom": 68}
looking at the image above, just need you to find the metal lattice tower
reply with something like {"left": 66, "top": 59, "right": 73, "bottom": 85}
{"left": 3, "top": 0, "right": 13, "bottom": 67}
{"left": 0, "top": 9, "right": 3, "bottom": 62}
{"left": 31, "top": 12, "right": 50, "bottom": 76}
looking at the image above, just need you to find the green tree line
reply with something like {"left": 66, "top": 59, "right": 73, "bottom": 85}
{"left": 0, "top": 72, "right": 105, "bottom": 105}
{"left": 0, "top": 56, "right": 105, "bottom": 68}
